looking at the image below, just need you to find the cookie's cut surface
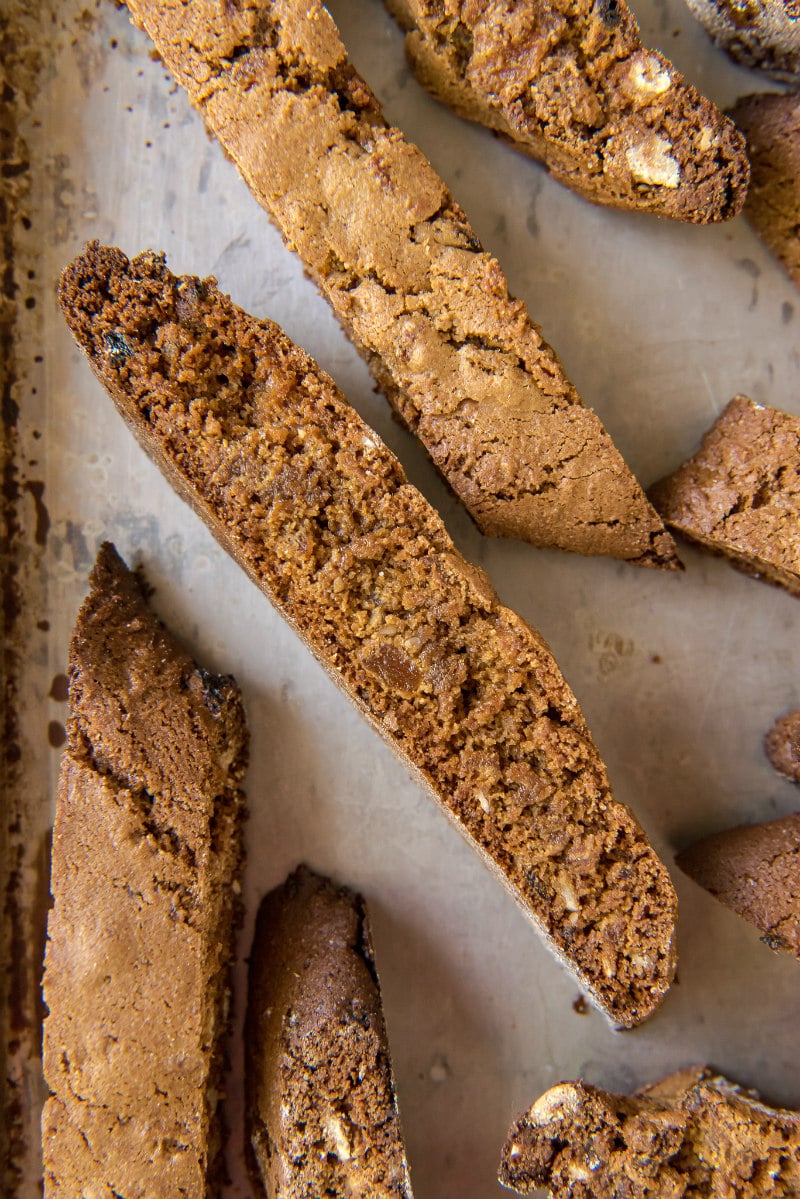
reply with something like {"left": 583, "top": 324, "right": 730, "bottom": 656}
{"left": 59, "top": 243, "right": 677, "bottom": 1026}
{"left": 386, "top": 0, "right": 749, "bottom": 222}
{"left": 246, "top": 866, "right": 414, "bottom": 1198}
{"left": 650, "top": 396, "right": 800, "bottom": 597}
{"left": 122, "top": 0, "right": 679, "bottom": 567}
{"left": 677, "top": 813, "right": 800, "bottom": 959}
{"left": 41, "top": 543, "right": 248, "bottom": 1197}
{"left": 500, "top": 1067, "right": 800, "bottom": 1196}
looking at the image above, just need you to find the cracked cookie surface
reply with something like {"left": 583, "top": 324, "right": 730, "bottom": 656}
{"left": 385, "top": 0, "right": 749, "bottom": 221}
{"left": 500, "top": 1067, "right": 800, "bottom": 1197}
{"left": 41, "top": 543, "right": 248, "bottom": 1198}
{"left": 650, "top": 395, "right": 800, "bottom": 598}
{"left": 59, "top": 243, "right": 677, "bottom": 1026}
{"left": 246, "top": 866, "right": 414, "bottom": 1199}
{"left": 122, "top": 0, "right": 679, "bottom": 567}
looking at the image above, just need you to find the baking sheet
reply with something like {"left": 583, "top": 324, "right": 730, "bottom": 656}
{"left": 4, "top": 0, "right": 800, "bottom": 1193}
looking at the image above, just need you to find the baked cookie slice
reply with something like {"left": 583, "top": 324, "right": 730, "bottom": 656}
{"left": 676, "top": 814, "right": 800, "bottom": 958}
{"left": 385, "top": 0, "right": 749, "bottom": 221}
{"left": 59, "top": 243, "right": 677, "bottom": 1027}
{"left": 649, "top": 396, "right": 800, "bottom": 598}
{"left": 686, "top": 0, "right": 800, "bottom": 84}
{"left": 41, "top": 543, "right": 248, "bottom": 1197}
{"left": 121, "top": 0, "right": 679, "bottom": 568}
{"left": 728, "top": 93, "right": 800, "bottom": 291}
{"left": 500, "top": 1067, "right": 800, "bottom": 1195}
{"left": 246, "top": 866, "right": 414, "bottom": 1198}
{"left": 766, "top": 710, "right": 800, "bottom": 782}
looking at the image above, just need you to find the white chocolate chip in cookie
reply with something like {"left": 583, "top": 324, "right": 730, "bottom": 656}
{"left": 628, "top": 54, "right": 672, "bottom": 96}
{"left": 323, "top": 1112, "right": 353, "bottom": 1162}
{"left": 626, "top": 134, "right": 681, "bottom": 187}
{"left": 529, "top": 1083, "right": 582, "bottom": 1124}
{"left": 697, "top": 125, "right": 718, "bottom": 153}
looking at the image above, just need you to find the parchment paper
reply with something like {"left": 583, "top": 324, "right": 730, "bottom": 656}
{"left": 5, "top": 0, "right": 800, "bottom": 1194}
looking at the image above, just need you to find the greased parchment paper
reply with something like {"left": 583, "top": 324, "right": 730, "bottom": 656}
{"left": 3, "top": 0, "right": 799, "bottom": 1193}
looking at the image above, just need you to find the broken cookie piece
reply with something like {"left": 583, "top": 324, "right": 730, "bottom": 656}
{"left": 59, "top": 243, "right": 677, "bottom": 1027}
{"left": 122, "top": 0, "right": 679, "bottom": 567}
{"left": 766, "top": 710, "right": 800, "bottom": 782}
{"left": 686, "top": 0, "right": 800, "bottom": 84}
{"left": 41, "top": 543, "right": 248, "bottom": 1197}
{"left": 245, "top": 866, "right": 414, "bottom": 1198}
{"left": 385, "top": 0, "right": 749, "bottom": 221}
{"left": 649, "top": 395, "right": 800, "bottom": 598}
{"left": 500, "top": 1067, "right": 800, "bottom": 1196}
{"left": 677, "top": 814, "right": 800, "bottom": 959}
{"left": 728, "top": 92, "right": 800, "bottom": 291}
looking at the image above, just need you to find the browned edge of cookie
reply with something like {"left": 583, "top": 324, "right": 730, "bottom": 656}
{"left": 57, "top": 242, "right": 678, "bottom": 1028}
{"left": 41, "top": 542, "right": 248, "bottom": 1197}
{"left": 123, "top": 0, "right": 681, "bottom": 569}
{"left": 649, "top": 395, "right": 800, "bottom": 599}
{"left": 765, "top": 709, "right": 800, "bottom": 782}
{"left": 676, "top": 812, "right": 800, "bottom": 959}
{"left": 385, "top": 0, "right": 749, "bottom": 223}
{"left": 499, "top": 1068, "right": 800, "bottom": 1196}
{"left": 727, "top": 92, "right": 800, "bottom": 292}
{"left": 245, "top": 865, "right": 414, "bottom": 1199}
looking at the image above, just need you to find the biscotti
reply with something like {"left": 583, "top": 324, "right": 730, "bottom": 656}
{"left": 121, "top": 0, "right": 679, "bottom": 568}
{"left": 500, "top": 1066, "right": 800, "bottom": 1196}
{"left": 766, "top": 709, "right": 800, "bottom": 781}
{"left": 687, "top": 0, "right": 800, "bottom": 83}
{"left": 385, "top": 0, "right": 748, "bottom": 222}
{"left": 728, "top": 93, "right": 800, "bottom": 291}
{"left": 59, "top": 243, "right": 677, "bottom": 1026}
{"left": 246, "top": 866, "right": 413, "bottom": 1198}
{"left": 41, "top": 543, "right": 248, "bottom": 1197}
{"left": 649, "top": 396, "right": 800, "bottom": 598}
{"left": 677, "top": 814, "right": 800, "bottom": 958}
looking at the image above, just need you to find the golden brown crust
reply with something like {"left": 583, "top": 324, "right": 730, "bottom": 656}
{"left": 649, "top": 396, "right": 800, "bottom": 598}
{"left": 122, "top": 0, "right": 679, "bottom": 567}
{"left": 386, "top": 0, "right": 749, "bottom": 222}
{"left": 500, "top": 1068, "right": 800, "bottom": 1196}
{"left": 245, "top": 866, "right": 414, "bottom": 1198}
{"left": 728, "top": 93, "right": 800, "bottom": 291}
{"left": 41, "top": 544, "right": 248, "bottom": 1197}
{"left": 58, "top": 243, "right": 677, "bottom": 1026}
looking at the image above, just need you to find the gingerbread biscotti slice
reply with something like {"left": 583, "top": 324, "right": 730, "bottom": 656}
{"left": 676, "top": 814, "right": 800, "bottom": 959}
{"left": 121, "top": 0, "right": 679, "bottom": 569}
{"left": 687, "top": 0, "right": 800, "bottom": 84}
{"left": 246, "top": 866, "right": 414, "bottom": 1199}
{"left": 41, "top": 543, "right": 248, "bottom": 1198}
{"left": 59, "top": 243, "right": 677, "bottom": 1026}
{"left": 385, "top": 0, "right": 748, "bottom": 222}
{"left": 728, "top": 93, "right": 800, "bottom": 291}
{"left": 649, "top": 396, "right": 800, "bottom": 598}
{"left": 766, "top": 710, "right": 800, "bottom": 782}
{"left": 500, "top": 1067, "right": 800, "bottom": 1196}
